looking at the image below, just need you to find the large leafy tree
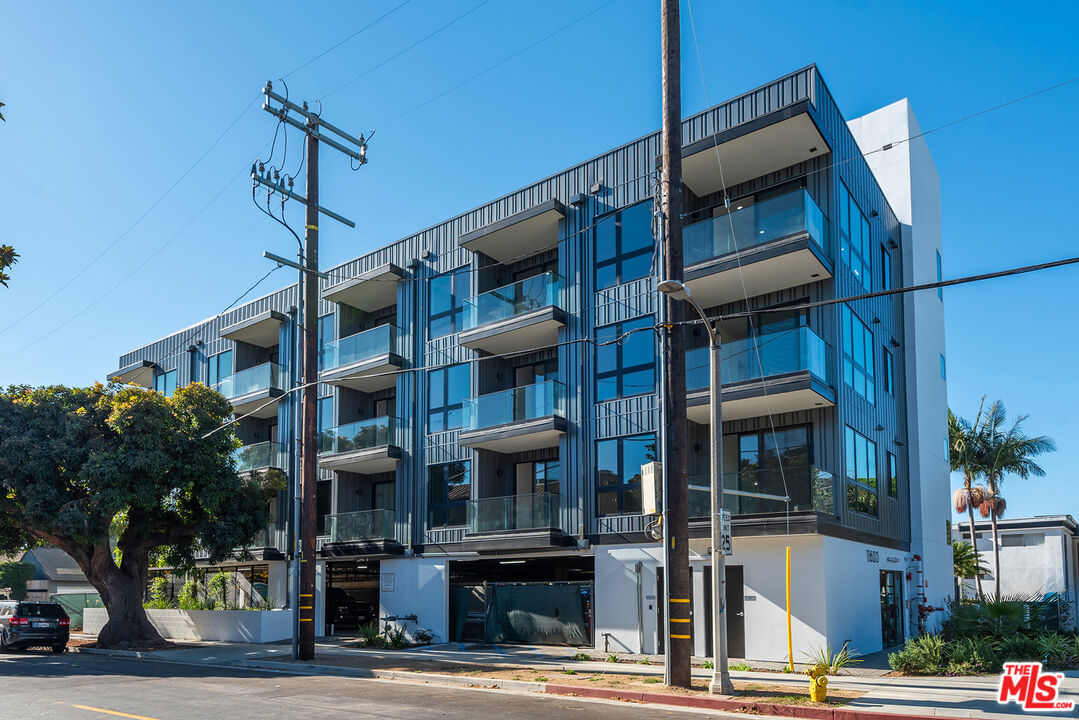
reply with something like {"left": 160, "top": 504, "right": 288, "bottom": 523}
{"left": 0, "top": 561, "right": 35, "bottom": 600}
{"left": 0, "top": 383, "right": 282, "bottom": 648}
{"left": 949, "top": 406, "right": 988, "bottom": 600}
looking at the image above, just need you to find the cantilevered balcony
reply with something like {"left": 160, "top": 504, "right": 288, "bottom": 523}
{"left": 686, "top": 327, "right": 835, "bottom": 423}
{"left": 233, "top": 441, "right": 288, "bottom": 473}
{"left": 688, "top": 466, "right": 838, "bottom": 518}
{"left": 220, "top": 310, "right": 287, "bottom": 348}
{"left": 323, "top": 509, "right": 401, "bottom": 556}
{"left": 461, "top": 492, "right": 574, "bottom": 550}
{"left": 214, "top": 363, "right": 287, "bottom": 420}
{"left": 195, "top": 521, "right": 287, "bottom": 561}
{"left": 683, "top": 189, "right": 830, "bottom": 306}
{"left": 458, "top": 198, "right": 565, "bottom": 264}
{"left": 320, "top": 324, "right": 404, "bottom": 392}
{"left": 458, "top": 272, "right": 564, "bottom": 355}
{"left": 458, "top": 380, "right": 566, "bottom": 453}
{"left": 318, "top": 417, "right": 401, "bottom": 475}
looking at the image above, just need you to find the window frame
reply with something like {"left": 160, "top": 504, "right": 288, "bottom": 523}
{"left": 595, "top": 433, "right": 656, "bottom": 517}
{"left": 837, "top": 181, "right": 872, "bottom": 292}
{"left": 154, "top": 369, "right": 178, "bottom": 397}
{"left": 883, "top": 347, "right": 895, "bottom": 396}
{"left": 887, "top": 451, "right": 898, "bottom": 498}
{"left": 427, "top": 461, "right": 471, "bottom": 529}
{"left": 881, "top": 244, "right": 893, "bottom": 291}
{"left": 844, "top": 426, "right": 879, "bottom": 517}
{"left": 207, "top": 350, "right": 233, "bottom": 389}
{"left": 594, "top": 201, "right": 655, "bottom": 290}
{"left": 429, "top": 266, "right": 470, "bottom": 339}
{"left": 841, "top": 304, "right": 875, "bottom": 404}
{"left": 427, "top": 364, "right": 469, "bottom": 433}
{"left": 595, "top": 317, "right": 656, "bottom": 402}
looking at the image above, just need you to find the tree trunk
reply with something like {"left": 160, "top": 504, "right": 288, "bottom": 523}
{"left": 990, "top": 509, "right": 1002, "bottom": 602}
{"left": 64, "top": 538, "right": 165, "bottom": 649}
{"left": 965, "top": 489, "right": 985, "bottom": 601}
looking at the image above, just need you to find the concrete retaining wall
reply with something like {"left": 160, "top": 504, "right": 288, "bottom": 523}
{"left": 83, "top": 608, "right": 292, "bottom": 643}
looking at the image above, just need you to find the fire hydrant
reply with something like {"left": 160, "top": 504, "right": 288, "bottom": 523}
{"left": 809, "top": 673, "right": 828, "bottom": 702}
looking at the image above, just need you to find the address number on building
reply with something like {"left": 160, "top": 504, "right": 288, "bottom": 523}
{"left": 719, "top": 509, "right": 732, "bottom": 556}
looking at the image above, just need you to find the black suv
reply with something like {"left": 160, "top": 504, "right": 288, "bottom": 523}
{"left": 0, "top": 601, "right": 70, "bottom": 653}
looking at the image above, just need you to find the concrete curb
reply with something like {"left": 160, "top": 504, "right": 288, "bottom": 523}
{"left": 541, "top": 684, "right": 972, "bottom": 720}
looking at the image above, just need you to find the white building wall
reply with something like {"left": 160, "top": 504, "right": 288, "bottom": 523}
{"left": 379, "top": 556, "right": 449, "bottom": 644}
{"left": 848, "top": 101, "right": 952, "bottom": 630}
{"left": 594, "top": 545, "right": 664, "bottom": 654}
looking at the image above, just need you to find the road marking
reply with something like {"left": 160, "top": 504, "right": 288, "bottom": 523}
{"left": 57, "top": 702, "right": 162, "bottom": 720}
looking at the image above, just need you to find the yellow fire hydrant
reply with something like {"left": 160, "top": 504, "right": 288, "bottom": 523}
{"left": 808, "top": 674, "right": 828, "bottom": 702}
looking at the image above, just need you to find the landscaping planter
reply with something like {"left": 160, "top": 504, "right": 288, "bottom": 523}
{"left": 83, "top": 608, "right": 292, "bottom": 643}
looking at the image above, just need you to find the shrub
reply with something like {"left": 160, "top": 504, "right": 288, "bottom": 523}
{"left": 562, "top": 668, "right": 577, "bottom": 675}
{"left": 413, "top": 628, "right": 436, "bottom": 645}
{"left": 889, "top": 634, "right": 947, "bottom": 675}
{"left": 803, "top": 642, "right": 860, "bottom": 678}
{"left": 571, "top": 652, "right": 591, "bottom": 661}
{"left": 728, "top": 661, "right": 752, "bottom": 671}
{"left": 386, "top": 626, "right": 409, "bottom": 649}
{"left": 998, "top": 634, "right": 1039, "bottom": 664}
{"left": 700, "top": 659, "right": 714, "bottom": 669}
{"left": 606, "top": 654, "right": 619, "bottom": 663}
{"left": 207, "top": 571, "right": 230, "bottom": 610}
{"left": 357, "top": 622, "right": 382, "bottom": 646}
{"left": 947, "top": 636, "right": 1000, "bottom": 675}
{"left": 1035, "top": 632, "right": 1073, "bottom": 668}
{"left": 145, "top": 577, "right": 173, "bottom": 610}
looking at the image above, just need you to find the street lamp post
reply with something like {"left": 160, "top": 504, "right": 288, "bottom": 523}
{"left": 657, "top": 279, "right": 734, "bottom": 695}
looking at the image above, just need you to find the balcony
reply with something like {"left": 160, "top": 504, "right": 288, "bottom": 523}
{"left": 320, "top": 324, "right": 404, "bottom": 392}
{"left": 322, "top": 263, "right": 406, "bottom": 313}
{"left": 683, "top": 189, "right": 830, "bottom": 306}
{"left": 323, "top": 509, "right": 401, "bottom": 556}
{"left": 688, "top": 466, "right": 837, "bottom": 518}
{"left": 458, "top": 380, "right": 566, "bottom": 453}
{"left": 220, "top": 310, "right": 287, "bottom": 348}
{"left": 458, "top": 272, "right": 565, "bottom": 354}
{"left": 458, "top": 198, "right": 565, "bottom": 264}
{"left": 461, "top": 493, "right": 574, "bottom": 550}
{"left": 214, "top": 362, "right": 287, "bottom": 420}
{"left": 107, "top": 359, "right": 156, "bottom": 388}
{"left": 685, "top": 327, "right": 835, "bottom": 423}
{"left": 318, "top": 417, "right": 401, "bottom": 475}
{"left": 233, "top": 441, "right": 288, "bottom": 473}
{"left": 194, "top": 521, "right": 287, "bottom": 561}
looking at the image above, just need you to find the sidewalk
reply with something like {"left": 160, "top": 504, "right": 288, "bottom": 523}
{"left": 71, "top": 636, "right": 1079, "bottom": 720}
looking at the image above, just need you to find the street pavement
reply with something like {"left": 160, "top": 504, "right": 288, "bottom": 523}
{"left": 0, "top": 649, "right": 732, "bottom": 720}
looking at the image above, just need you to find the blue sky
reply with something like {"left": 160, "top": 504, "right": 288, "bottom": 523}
{"left": 1, "top": 1, "right": 1076, "bottom": 521}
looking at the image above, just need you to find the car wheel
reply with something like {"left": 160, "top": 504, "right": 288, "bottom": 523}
{"left": 51, "top": 644, "right": 66, "bottom": 654}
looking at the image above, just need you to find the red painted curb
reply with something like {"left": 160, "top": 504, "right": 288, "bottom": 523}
{"left": 542, "top": 683, "right": 968, "bottom": 720}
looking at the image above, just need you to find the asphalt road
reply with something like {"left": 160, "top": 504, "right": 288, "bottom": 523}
{"left": 0, "top": 650, "right": 726, "bottom": 720}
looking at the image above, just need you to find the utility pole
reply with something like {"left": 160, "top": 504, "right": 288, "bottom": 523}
{"left": 256, "top": 81, "right": 367, "bottom": 661}
{"left": 660, "top": 0, "right": 692, "bottom": 689}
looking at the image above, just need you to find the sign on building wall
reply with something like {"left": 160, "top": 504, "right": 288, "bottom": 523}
{"left": 380, "top": 573, "right": 395, "bottom": 593}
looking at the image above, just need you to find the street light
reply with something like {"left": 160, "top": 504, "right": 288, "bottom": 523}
{"left": 657, "top": 279, "right": 734, "bottom": 695}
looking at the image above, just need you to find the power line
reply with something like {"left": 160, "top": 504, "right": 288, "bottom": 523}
{"left": 321, "top": 0, "right": 494, "bottom": 100}
{"left": 280, "top": 0, "right": 413, "bottom": 79}
{"left": 374, "top": 0, "right": 615, "bottom": 129}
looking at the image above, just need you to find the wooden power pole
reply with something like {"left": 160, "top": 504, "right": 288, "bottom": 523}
{"left": 256, "top": 82, "right": 368, "bottom": 661}
{"left": 660, "top": 0, "right": 692, "bottom": 689}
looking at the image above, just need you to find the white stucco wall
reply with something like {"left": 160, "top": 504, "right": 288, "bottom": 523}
{"left": 83, "top": 608, "right": 293, "bottom": 643}
{"left": 848, "top": 101, "right": 952, "bottom": 630}
{"left": 378, "top": 556, "right": 448, "bottom": 644}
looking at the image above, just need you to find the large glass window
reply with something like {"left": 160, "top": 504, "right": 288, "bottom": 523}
{"left": 428, "top": 364, "right": 469, "bottom": 432}
{"left": 516, "top": 459, "right": 560, "bottom": 495}
{"left": 428, "top": 461, "right": 471, "bottom": 528}
{"left": 887, "top": 452, "right": 898, "bottom": 499}
{"left": 881, "top": 245, "right": 893, "bottom": 291}
{"left": 429, "top": 266, "right": 469, "bottom": 338}
{"left": 154, "top": 369, "right": 178, "bottom": 397}
{"left": 596, "top": 434, "right": 656, "bottom": 516}
{"left": 837, "top": 182, "right": 871, "bottom": 291}
{"left": 317, "top": 396, "right": 334, "bottom": 436}
{"left": 595, "top": 317, "right": 655, "bottom": 402}
{"left": 841, "top": 304, "right": 875, "bottom": 403}
{"left": 595, "top": 202, "right": 654, "bottom": 290}
{"left": 883, "top": 347, "right": 895, "bottom": 396}
{"left": 845, "top": 426, "right": 878, "bottom": 517}
{"left": 207, "top": 350, "right": 233, "bottom": 389}
{"left": 318, "top": 314, "right": 335, "bottom": 369}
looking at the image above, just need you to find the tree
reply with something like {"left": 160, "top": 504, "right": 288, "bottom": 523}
{"left": 950, "top": 406, "right": 989, "bottom": 600}
{"left": 953, "top": 541, "right": 988, "bottom": 579}
{"left": 976, "top": 400, "right": 1055, "bottom": 601}
{"left": 0, "top": 561, "right": 35, "bottom": 600}
{"left": 0, "top": 383, "right": 283, "bottom": 648}
{"left": 0, "top": 245, "right": 17, "bottom": 288}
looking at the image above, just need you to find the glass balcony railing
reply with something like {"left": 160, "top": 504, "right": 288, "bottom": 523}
{"left": 684, "top": 189, "right": 826, "bottom": 266}
{"left": 467, "top": 492, "right": 559, "bottom": 534}
{"left": 688, "top": 466, "right": 837, "bottom": 517}
{"left": 687, "top": 327, "right": 831, "bottom": 391}
{"left": 214, "top": 362, "right": 287, "bottom": 400}
{"left": 463, "top": 380, "right": 564, "bottom": 430}
{"left": 319, "top": 416, "right": 397, "bottom": 455}
{"left": 233, "top": 441, "right": 288, "bottom": 472}
{"left": 463, "top": 272, "right": 561, "bottom": 330}
{"left": 321, "top": 324, "right": 400, "bottom": 371}
{"left": 327, "top": 509, "right": 395, "bottom": 543}
{"left": 249, "top": 522, "right": 288, "bottom": 552}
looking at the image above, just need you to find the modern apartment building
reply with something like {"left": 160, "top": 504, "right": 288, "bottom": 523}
{"left": 110, "top": 66, "right": 951, "bottom": 661}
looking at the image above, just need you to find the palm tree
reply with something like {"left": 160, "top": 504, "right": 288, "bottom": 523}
{"left": 977, "top": 400, "right": 1055, "bottom": 600}
{"left": 950, "top": 406, "right": 988, "bottom": 600}
{"left": 953, "top": 540, "right": 988, "bottom": 597}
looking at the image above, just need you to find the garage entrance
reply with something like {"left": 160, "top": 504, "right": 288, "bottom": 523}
{"left": 326, "top": 560, "right": 379, "bottom": 635}
{"left": 448, "top": 556, "right": 593, "bottom": 646}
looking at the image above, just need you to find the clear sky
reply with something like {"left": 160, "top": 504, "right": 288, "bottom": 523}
{"left": 1, "top": 1, "right": 1076, "bottom": 522}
